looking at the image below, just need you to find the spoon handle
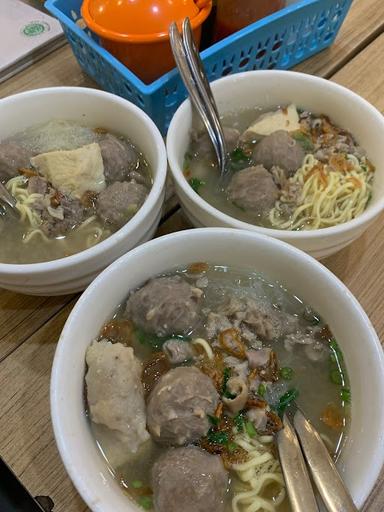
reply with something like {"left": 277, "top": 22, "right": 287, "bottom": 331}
{"left": 293, "top": 409, "right": 358, "bottom": 512}
{"left": 277, "top": 413, "right": 320, "bottom": 512}
{"left": 169, "top": 23, "right": 219, "bottom": 151}
{"left": 169, "top": 19, "right": 228, "bottom": 177}
{"left": 182, "top": 18, "right": 228, "bottom": 175}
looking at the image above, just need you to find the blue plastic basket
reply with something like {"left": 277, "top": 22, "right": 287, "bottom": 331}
{"left": 45, "top": 0, "right": 352, "bottom": 135}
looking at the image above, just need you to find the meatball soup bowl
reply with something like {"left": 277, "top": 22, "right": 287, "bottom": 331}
{"left": 166, "top": 70, "right": 384, "bottom": 259}
{"left": 51, "top": 228, "right": 384, "bottom": 512}
{"left": 0, "top": 87, "right": 167, "bottom": 295}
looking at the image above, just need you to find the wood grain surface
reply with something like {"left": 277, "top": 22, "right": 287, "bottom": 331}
{"left": 0, "top": 3, "right": 384, "bottom": 512}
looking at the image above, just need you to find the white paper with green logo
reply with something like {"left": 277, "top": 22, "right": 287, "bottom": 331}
{"left": 0, "top": 0, "right": 64, "bottom": 82}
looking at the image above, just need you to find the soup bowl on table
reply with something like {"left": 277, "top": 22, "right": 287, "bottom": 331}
{"left": 166, "top": 70, "right": 384, "bottom": 259}
{"left": 0, "top": 87, "right": 167, "bottom": 295}
{"left": 51, "top": 228, "right": 384, "bottom": 512}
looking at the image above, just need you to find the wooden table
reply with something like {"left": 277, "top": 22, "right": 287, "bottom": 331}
{"left": 1, "top": 1, "right": 384, "bottom": 510}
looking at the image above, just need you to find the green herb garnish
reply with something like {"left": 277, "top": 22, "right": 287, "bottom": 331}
{"left": 257, "top": 383, "right": 266, "bottom": 397}
{"left": 292, "top": 131, "right": 314, "bottom": 152}
{"left": 340, "top": 387, "right": 351, "bottom": 404}
{"left": 276, "top": 388, "right": 299, "bottom": 417}
{"left": 227, "top": 442, "right": 239, "bottom": 452}
{"left": 245, "top": 421, "right": 257, "bottom": 438}
{"left": 189, "top": 177, "right": 206, "bottom": 194}
{"left": 329, "top": 339, "right": 343, "bottom": 359}
{"left": 234, "top": 411, "right": 245, "bottom": 432}
{"left": 222, "top": 367, "right": 236, "bottom": 399}
{"left": 132, "top": 480, "right": 143, "bottom": 489}
{"left": 183, "top": 151, "right": 192, "bottom": 171}
{"left": 207, "top": 414, "right": 220, "bottom": 427}
{"left": 228, "top": 147, "right": 253, "bottom": 172}
{"left": 330, "top": 368, "right": 343, "bottom": 385}
{"left": 138, "top": 496, "right": 153, "bottom": 510}
{"left": 207, "top": 428, "right": 229, "bottom": 445}
{"left": 279, "top": 367, "right": 295, "bottom": 381}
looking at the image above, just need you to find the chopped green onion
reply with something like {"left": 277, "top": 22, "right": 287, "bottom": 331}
{"left": 329, "top": 339, "right": 343, "bottom": 359}
{"left": 188, "top": 177, "right": 205, "bottom": 194}
{"left": 234, "top": 411, "right": 245, "bottom": 432}
{"left": 229, "top": 147, "right": 252, "bottom": 172}
{"left": 138, "top": 496, "right": 153, "bottom": 510}
{"left": 207, "top": 429, "right": 229, "bottom": 445}
{"left": 257, "top": 383, "right": 266, "bottom": 397}
{"left": 292, "top": 131, "right": 314, "bottom": 151}
{"left": 207, "top": 414, "right": 220, "bottom": 427}
{"left": 132, "top": 480, "right": 143, "bottom": 489}
{"left": 227, "top": 442, "right": 239, "bottom": 453}
{"left": 183, "top": 151, "right": 192, "bottom": 171}
{"left": 222, "top": 367, "right": 236, "bottom": 399}
{"left": 340, "top": 387, "right": 351, "bottom": 404}
{"left": 330, "top": 369, "right": 343, "bottom": 385}
{"left": 231, "top": 148, "right": 249, "bottom": 162}
{"left": 276, "top": 388, "right": 299, "bottom": 417}
{"left": 245, "top": 421, "right": 257, "bottom": 438}
{"left": 279, "top": 367, "right": 295, "bottom": 381}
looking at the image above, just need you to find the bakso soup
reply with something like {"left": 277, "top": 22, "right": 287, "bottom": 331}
{"left": 84, "top": 263, "right": 350, "bottom": 512}
{"left": 0, "top": 120, "right": 152, "bottom": 263}
{"left": 185, "top": 105, "right": 374, "bottom": 230}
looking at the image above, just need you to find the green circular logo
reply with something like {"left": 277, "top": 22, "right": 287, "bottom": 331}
{"left": 21, "top": 21, "right": 50, "bottom": 37}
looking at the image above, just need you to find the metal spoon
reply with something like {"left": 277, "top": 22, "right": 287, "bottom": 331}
{"left": 169, "top": 18, "right": 228, "bottom": 177}
{"left": 277, "top": 407, "right": 358, "bottom": 512}
{"left": 0, "top": 182, "right": 19, "bottom": 218}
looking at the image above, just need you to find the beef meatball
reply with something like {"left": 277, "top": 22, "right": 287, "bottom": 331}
{"left": 152, "top": 446, "right": 228, "bottom": 512}
{"left": 146, "top": 366, "right": 219, "bottom": 445}
{"left": 0, "top": 141, "right": 33, "bottom": 182}
{"left": 227, "top": 165, "right": 279, "bottom": 215}
{"left": 99, "top": 133, "right": 140, "bottom": 183}
{"left": 27, "top": 176, "right": 48, "bottom": 195}
{"left": 193, "top": 127, "right": 240, "bottom": 158}
{"left": 41, "top": 195, "right": 85, "bottom": 238}
{"left": 96, "top": 180, "right": 148, "bottom": 228}
{"left": 126, "top": 275, "right": 202, "bottom": 337}
{"left": 252, "top": 130, "right": 305, "bottom": 176}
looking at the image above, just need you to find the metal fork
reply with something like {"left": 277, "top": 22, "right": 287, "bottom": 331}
{"left": 277, "top": 406, "right": 358, "bottom": 512}
{"left": 169, "top": 18, "right": 228, "bottom": 178}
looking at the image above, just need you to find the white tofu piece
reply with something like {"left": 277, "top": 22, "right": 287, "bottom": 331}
{"left": 85, "top": 340, "right": 150, "bottom": 455}
{"left": 244, "top": 104, "right": 300, "bottom": 137}
{"left": 30, "top": 142, "right": 106, "bottom": 199}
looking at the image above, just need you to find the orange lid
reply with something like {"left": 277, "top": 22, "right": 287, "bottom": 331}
{"left": 82, "top": 0, "right": 211, "bottom": 42}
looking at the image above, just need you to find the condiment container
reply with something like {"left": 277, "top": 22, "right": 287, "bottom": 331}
{"left": 214, "top": 0, "right": 284, "bottom": 41}
{"left": 81, "top": 0, "right": 212, "bottom": 83}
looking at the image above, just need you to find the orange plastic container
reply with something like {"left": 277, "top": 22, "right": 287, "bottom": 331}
{"left": 81, "top": 0, "right": 212, "bottom": 84}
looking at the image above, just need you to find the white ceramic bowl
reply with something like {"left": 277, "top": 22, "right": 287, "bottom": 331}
{"left": 51, "top": 228, "right": 384, "bottom": 512}
{"left": 0, "top": 87, "right": 167, "bottom": 295}
{"left": 166, "top": 70, "right": 384, "bottom": 259}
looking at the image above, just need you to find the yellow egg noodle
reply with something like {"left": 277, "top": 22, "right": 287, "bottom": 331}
{"left": 5, "top": 175, "right": 108, "bottom": 247}
{"left": 269, "top": 153, "right": 374, "bottom": 230}
{"left": 231, "top": 432, "right": 286, "bottom": 512}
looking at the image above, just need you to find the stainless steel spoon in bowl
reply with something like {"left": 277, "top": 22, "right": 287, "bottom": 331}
{"left": 0, "top": 181, "right": 19, "bottom": 218}
{"left": 277, "top": 406, "right": 359, "bottom": 512}
{"left": 169, "top": 18, "right": 229, "bottom": 178}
